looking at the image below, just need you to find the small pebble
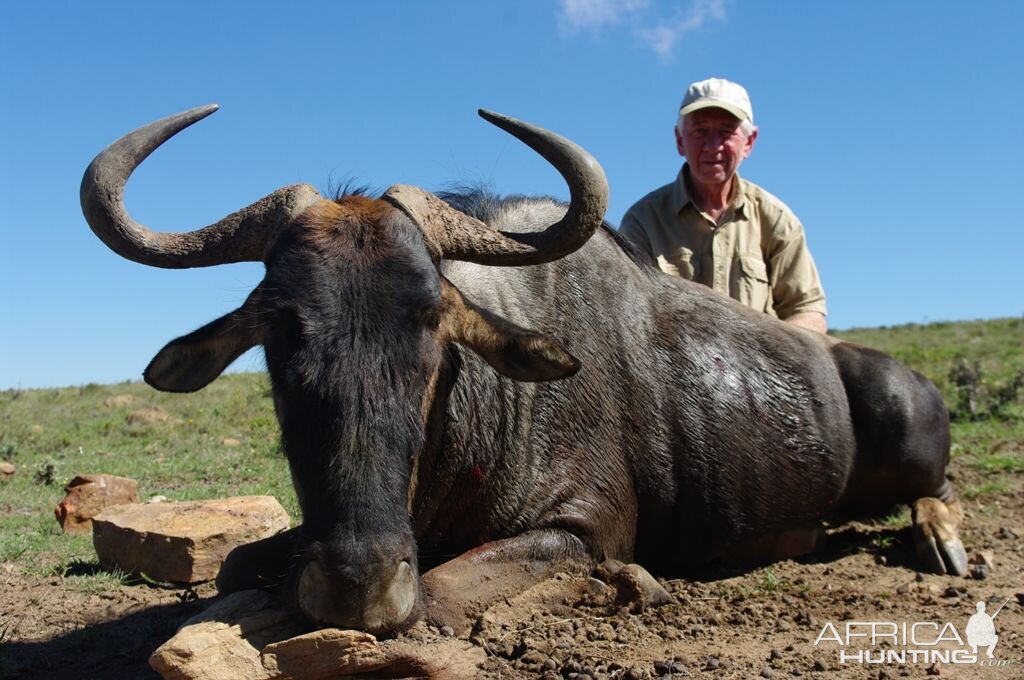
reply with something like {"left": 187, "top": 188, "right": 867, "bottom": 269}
{"left": 813, "top": 659, "right": 827, "bottom": 672}
{"left": 439, "top": 625, "right": 455, "bottom": 638}
{"left": 761, "top": 667, "right": 775, "bottom": 678}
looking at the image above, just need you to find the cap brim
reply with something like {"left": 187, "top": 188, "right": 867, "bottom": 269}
{"left": 679, "top": 100, "right": 750, "bottom": 122}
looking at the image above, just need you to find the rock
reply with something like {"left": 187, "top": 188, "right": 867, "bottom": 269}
{"left": 150, "top": 590, "right": 303, "bottom": 680}
{"left": 261, "top": 629, "right": 385, "bottom": 678}
{"left": 593, "top": 558, "right": 625, "bottom": 583}
{"left": 264, "top": 628, "right": 486, "bottom": 679}
{"left": 54, "top": 474, "right": 140, "bottom": 534}
{"left": 996, "top": 527, "right": 1019, "bottom": 540}
{"left": 93, "top": 496, "right": 290, "bottom": 583}
{"left": 611, "top": 563, "right": 672, "bottom": 612}
{"left": 0, "top": 461, "right": 14, "bottom": 479}
{"left": 970, "top": 550, "right": 995, "bottom": 568}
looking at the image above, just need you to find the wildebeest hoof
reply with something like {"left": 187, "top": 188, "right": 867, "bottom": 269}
{"left": 610, "top": 563, "right": 672, "bottom": 612}
{"left": 914, "top": 535, "right": 969, "bottom": 576}
{"left": 912, "top": 498, "right": 968, "bottom": 576}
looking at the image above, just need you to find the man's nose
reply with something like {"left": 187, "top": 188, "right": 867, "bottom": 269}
{"left": 703, "top": 132, "right": 725, "bottom": 149}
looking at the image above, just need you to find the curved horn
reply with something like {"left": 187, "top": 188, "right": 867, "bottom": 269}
{"left": 80, "top": 105, "right": 321, "bottom": 268}
{"left": 382, "top": 109, "right": 608, "bottom": 266}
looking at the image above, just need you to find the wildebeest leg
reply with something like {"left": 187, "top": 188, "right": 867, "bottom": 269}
{"left": 831, "top": 342, "right": 968, "bottom": 576}
{"left": 216, "top": 526, "right": 301, "bottom": 594}
{"left": 420, "top": 529, "right": 592, "bottom": 634}
{"left": 716, "top": 524, "right": 827, "bottom": 565}
{"left": 911, "top": 479, "right": 968, "bottom": 576}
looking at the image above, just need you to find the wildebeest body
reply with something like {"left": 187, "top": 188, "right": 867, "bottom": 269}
{"left": 415, "top": 198, "right": 860, "bottom": 576}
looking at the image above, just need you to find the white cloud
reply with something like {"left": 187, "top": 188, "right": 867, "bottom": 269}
{"left": 558, "top": 0, "right": 727, "bottom": 61}
{"left": 557, "top": 0, "right": 649, "bottom": 33}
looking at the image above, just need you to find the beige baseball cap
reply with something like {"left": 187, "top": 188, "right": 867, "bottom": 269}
{"left": 679, "top": 77, "right": 753, "bottom": 123}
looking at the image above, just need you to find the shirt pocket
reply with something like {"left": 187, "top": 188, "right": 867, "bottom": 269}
{"left": 736, "top": 252, "right": 772, "bottom": 313}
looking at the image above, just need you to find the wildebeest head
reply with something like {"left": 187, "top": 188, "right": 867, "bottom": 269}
{"left": 80, "top": 106, "right": 608, "bottom": 633}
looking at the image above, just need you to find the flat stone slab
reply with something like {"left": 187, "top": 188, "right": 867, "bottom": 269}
{"left": 150, "top": 591, "right": 301, "bottom": 680}
{"left": 54, "top": 474, "right": 140, "bottom": 534}
{"left": 151, "top": 591, "right": 486, "bottom": 680}
{"left": 93, "top": 496, "right": 290, "bottom": 584}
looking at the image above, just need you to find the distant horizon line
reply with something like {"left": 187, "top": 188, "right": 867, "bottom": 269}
{"left": 3, "top": 315, "right": 1019, "bottom": 392}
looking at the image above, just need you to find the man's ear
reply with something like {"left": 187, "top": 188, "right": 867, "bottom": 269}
{"left": 742, "top": 125, "right": 758, "bottom": 159}
{"left": 145, "top": 307, "right": 263, "bottom": 393}
{"left": 440, "top": 279, "right": 580, "bottom": 382}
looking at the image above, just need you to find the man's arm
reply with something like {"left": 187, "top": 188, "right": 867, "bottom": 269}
{"left": 765, "top": 214, "right": 828, "bottom": 334}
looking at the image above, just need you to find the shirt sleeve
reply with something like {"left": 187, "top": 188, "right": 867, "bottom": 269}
{"left": 765, "top": 214, "right": 828, "bottom": 319}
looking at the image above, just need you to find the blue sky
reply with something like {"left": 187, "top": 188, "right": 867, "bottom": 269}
{"left": 3, "top": 1, "right": 1022, "bottom": 389}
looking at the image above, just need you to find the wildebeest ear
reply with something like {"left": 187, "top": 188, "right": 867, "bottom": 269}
{"left": 440, "top": 279, "right": 580, "bottom": 382}
{"left": 144, "top": 307, "right": 263, "bottom": 393}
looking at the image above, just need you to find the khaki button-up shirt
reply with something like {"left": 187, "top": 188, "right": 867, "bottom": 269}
{"left": 619, "top": 166, "right": 827, "bottom": 319}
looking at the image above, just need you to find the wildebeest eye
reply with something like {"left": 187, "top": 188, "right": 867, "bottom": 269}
{"left": 424, "top": 310, "right": 441, "bottom": 331}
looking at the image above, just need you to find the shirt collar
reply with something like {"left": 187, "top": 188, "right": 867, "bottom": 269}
{"left": 672, "top": 164, "right": 748, "bottom": 219}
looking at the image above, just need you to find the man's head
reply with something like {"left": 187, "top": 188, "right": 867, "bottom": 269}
{"left": 674, "top": 77, "right": 758, "bottom": 188}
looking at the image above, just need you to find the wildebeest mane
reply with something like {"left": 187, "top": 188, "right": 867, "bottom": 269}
{"left": 436, "top": 185, "right": 654, "bottom": 271}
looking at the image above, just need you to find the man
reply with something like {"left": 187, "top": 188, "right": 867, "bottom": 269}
{"left": 620, "top": 77, "right": 827, "bottom": 333}
{"left": 965, "top": 601, "right": 999, "bottom": 659}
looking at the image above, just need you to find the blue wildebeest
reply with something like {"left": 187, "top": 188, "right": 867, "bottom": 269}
{"left": 81, "top": 106, "right": 966, "bottom": 641}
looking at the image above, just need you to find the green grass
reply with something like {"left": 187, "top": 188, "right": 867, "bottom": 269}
{"left": 0, "top": 317, "right": 1020, "bottom": 594}
{"left": 832, "top": 317, "right": 1024, "bottom": 415}
{"left": 0, "top": 373, "right": 297, "bottom": 575}
{"left": 962, "top": 479, "right": 1011, "bottom": 500}
{"left": 971, "top": 453, "right": 1024, "bottom": 474}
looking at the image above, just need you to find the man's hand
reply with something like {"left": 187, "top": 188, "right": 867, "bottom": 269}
{"left": 783, "top": 311, "right": 827, "bottom": 334}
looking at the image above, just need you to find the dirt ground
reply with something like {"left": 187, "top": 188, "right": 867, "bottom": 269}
{"left": 2, "top": 459, "right": 1022, "bottom": 680}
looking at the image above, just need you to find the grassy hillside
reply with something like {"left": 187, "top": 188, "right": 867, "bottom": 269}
{"left": 0, "top": 373, "right": 292, "bottom": 575}
{"left": 0, "top": 317, "right": 1020, "bottom": 579}
{"left": 833, "top": 316, "right": 1023, "bottom": 406}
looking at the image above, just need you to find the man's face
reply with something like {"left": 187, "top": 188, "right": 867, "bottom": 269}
{"left": 675, "top": 108, "right": 757, "bottom": 187}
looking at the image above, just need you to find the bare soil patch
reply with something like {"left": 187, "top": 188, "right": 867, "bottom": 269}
{"left": 2, "top": 460, "right": 1021, "bottom": 679}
